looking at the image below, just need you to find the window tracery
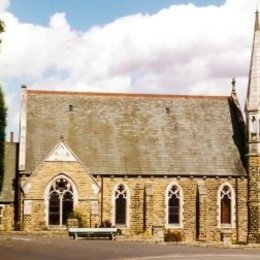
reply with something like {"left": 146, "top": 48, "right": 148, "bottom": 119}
{"left": 168, "top": 185, "right": 180, "bottom": 225}
{"left": 218, "top": 183, "right": 235, "bottom": 228}
{"left": 114, "top": 184, "right": 127, "bottom": 225}
{"left": 48, "top": 177, "right": 74, "bottom": 226}
{"left": 165, "top": 182, "right": 183, "bottom": 227}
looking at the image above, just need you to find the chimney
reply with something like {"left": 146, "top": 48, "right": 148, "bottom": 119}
{"left": 10, "top": 132, "right": 14, "bottom": 143}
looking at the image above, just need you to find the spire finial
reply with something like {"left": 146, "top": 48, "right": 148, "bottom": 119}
{"left": 231, "top": 78, "right": 236, "bottom": 95}
{"left": 231, "top": 78, "right": 241, "bottom": 109}
{"left": 60, "top": 135, "right": 64, "bottom": 141}
{"left": 255, "top": 9, "right": 260, "bottom": 31}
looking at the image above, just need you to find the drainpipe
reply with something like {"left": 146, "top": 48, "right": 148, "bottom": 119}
{"left": 15, "top": 142, "right": 21, "bottom": 230}
{"left": 236, "top": 177, "right": 239, "bottom": 242}
{"left": 101, "top": 176, "right": 103, "bottom": 224}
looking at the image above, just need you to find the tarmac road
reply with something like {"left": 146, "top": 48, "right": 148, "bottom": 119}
{"left": 0, "top": 235, "right": 260, "bottom": 260}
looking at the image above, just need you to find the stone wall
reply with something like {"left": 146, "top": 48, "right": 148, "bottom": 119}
{"left": 0, "top": 142, "right": 17, "bottom": 231}
{"left": 21, "top": 160, "right": 99, "bottom": 231}
{"left": 248, "top": 156, "right": 260, "bottom": 242}
{"left": 20, "top": 159, "right": 248, "bottom": 243}
{"left": 102, "top": 176, "right": 248, "bottom": 242}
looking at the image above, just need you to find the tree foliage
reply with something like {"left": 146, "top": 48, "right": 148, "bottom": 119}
{"left": 0, "top": 20, "right": 5, "bottom": 190}
{"left": 0, "top": 20, "right": 4, "bottom": 45}
{"left": 0, "top": 87, "right": 6, "bottom": 190}
{"left": 0, "top": 20, "right": 4, "bottom": 32}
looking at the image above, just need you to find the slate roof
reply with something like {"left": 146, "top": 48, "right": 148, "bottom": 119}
{"left": 23, "top": 90, "right": 246, "bottom": 177}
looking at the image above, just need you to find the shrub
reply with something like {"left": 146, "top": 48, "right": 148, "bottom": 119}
{"left": 100, "top": 219, "right": 112, "bottom": 227}
{"left": 69, "top": 210, "right": 87, "bottom": 227}
{"left": 164, "top": 230, "right": 182, "bottom": 242}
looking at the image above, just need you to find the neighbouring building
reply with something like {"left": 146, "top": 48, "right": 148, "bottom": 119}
{"left": 0, "top": 135, "right": 18, "bottom": 231}
{"left": 3, "top": 11, "right": 260, "bottom": 243}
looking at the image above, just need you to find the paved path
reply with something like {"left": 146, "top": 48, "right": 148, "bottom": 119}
{"left": 126, "top": 254, "right": 260, "bottom": 260}
{"left": 0, "top": 235, "right": 260, "bottom": 260}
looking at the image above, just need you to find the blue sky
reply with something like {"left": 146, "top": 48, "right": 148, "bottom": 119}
{"left": 0, "top": 0, "right": 257, "bottom": 139}
{"left": 9, "top": 0, "right": 225, "bottom": 30}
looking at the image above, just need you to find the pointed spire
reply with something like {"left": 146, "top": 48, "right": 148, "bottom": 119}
{"left": 246, "top": 11, "right": 260, "bottom": 111}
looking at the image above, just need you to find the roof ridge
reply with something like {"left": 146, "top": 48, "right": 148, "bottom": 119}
{"left": 27, "top": 89, "right": 229, "bottom": 100}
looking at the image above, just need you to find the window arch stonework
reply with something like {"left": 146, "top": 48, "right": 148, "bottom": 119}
{"left": 112, "top": 184, "right": 130, "bottom": 227}
{"left": 217, "top": 183, "right": 235, "bottom": 228}
{"left": 165, "top": 182, "right": 183, "bottom": 228}
{"left": 44, "top": 175, "right": 78, "bottom": 227}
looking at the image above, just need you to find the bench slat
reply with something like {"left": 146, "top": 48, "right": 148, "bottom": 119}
{"left": 69, "top": 228, "right": 117, "bottom": 233}
{"left": 68, "top": 227, "right": 118, "bottom": 240}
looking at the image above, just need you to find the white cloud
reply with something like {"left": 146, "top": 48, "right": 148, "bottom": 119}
{"left": 49, "top": 12, "right": 70, "bottom": 29}
{"left": 0, "top": 0, "right": 10, "bottom": 12}
{"left": 0, "top": 0, "right": 258, "bottom": 137}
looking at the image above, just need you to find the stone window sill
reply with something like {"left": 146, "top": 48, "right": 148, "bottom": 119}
{"left": 165, "top": 224, "right": 183, "bottom": 229}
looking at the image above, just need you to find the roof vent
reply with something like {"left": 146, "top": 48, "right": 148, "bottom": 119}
{"left": 165, "top": 107, "right": 170, "bottom": 114}
{"left": 69, "top": 105, "right": 73, "bottom": 112}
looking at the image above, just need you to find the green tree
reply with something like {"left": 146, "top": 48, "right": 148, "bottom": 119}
{"left": 0, "top": 20, "right": 6, "bottom": 190}
{"left": 0, "top": 20, "right": 4, "bottom": 44}
{"left": 0, "top": 20, "right": 4, "bottom": 31}
{"left": 0, "top": 87, "right": 6, "bottom": 190}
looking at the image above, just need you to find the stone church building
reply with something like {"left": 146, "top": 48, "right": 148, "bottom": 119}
{"left": 2, "top": 12, "right": 260, "bottom": 243}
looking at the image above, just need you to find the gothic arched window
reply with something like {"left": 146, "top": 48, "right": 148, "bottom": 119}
{"left": 48, "top": 177, "right": 74, "bottom": 226}
{"left": 220, "top": 185, "right": 232, "bottom": 224}
{"left": 165, "top": 183, "right": 183, "bottom": 227}
{"left": 168, "top": 185, "right": 180, "bottom": 224}
{"left": 114, "top": 184, "right": 127, "bottom": 225}
{"left": 218, "top": 183, "right": 235, "bottom": 227}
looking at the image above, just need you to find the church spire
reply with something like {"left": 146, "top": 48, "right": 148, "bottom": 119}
{"left": 246, "top": 10, "right": 260, "bottom": 111}
{"left": 246, "top": 10, "right": 260, "bottom": 155}
{"left": 246, "top": 10, "right": 260, "bottom": 243}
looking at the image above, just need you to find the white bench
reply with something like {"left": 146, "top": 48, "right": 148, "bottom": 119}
{"left": 68, "top": 227, "right": 118, "bottom": 240}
